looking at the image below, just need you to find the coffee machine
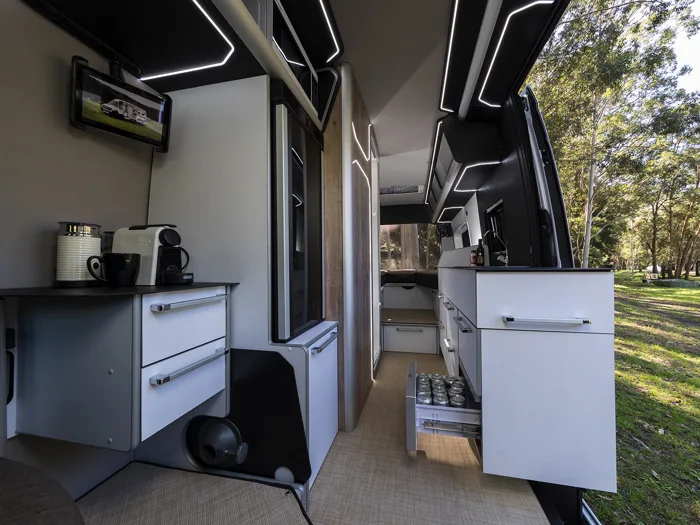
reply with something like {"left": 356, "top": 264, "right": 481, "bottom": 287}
{"left": 112, "top": 225, "right": 193, "bottom": 285}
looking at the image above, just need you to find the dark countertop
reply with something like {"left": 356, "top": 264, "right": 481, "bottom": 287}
{"left": 0, "top": 282, "right": 238, "bottom": 297}
{"left": 444, "top": 266, "right": 612, "bottom": 272}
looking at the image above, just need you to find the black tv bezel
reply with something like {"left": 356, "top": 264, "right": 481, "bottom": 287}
{"left": 70, "top": 56, "right": 172, "bottom": 152}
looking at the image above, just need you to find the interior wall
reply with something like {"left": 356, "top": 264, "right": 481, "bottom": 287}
{"left": 341, "top": 64, "right": 374, "bottom": 431}
{"left": 0, "top": 1, "right": 152, "bottom": 496}
{"left": 322, "top": 90, "right": 345, "bottom": 430}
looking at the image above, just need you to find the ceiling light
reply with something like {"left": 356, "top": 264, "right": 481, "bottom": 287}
{"left": 454, "top": 161, "right": 501, "bottom": 192}
{"left": 352, "top": 122, "right": 372, "bottom": 162}
{"left": 477, "top": 0, "right": 554, "bottom": 108}
{"left": 320, "top": 0, "right": 341, "bottom": 62}
{"left": 292, "top": 147, "right": 304, "bottom": 165}
{"left": 437, "top": 206, "right": 463, "bottom": 223}
{"left": 140, "top": 0, "right": 235, "bottom": 81}
{"left": 292, "top": 194, "right": 303, "bottom": 207}
{"left": 424, "top": 120, "right": 444, "bottom": 204}
{"left": 439, "top": 0, "right": 460, "bottom": 113}
{"left": 273, "top": 37, "right": 306, "bottom": 67}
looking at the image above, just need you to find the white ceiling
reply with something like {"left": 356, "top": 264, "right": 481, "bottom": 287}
{"left": 330, "top": 0, "right": 452, "bottom": 200}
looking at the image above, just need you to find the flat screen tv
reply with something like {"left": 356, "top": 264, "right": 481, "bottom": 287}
{"left": 70, "top": 56, "right": 172, "bottom": 152}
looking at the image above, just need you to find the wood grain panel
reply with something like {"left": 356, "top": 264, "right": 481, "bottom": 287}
{"left": 323, "top": 91, "right": 345, "bottom": 430}
{"left": 347, "top": 72, "right": 374, "bottom": 430}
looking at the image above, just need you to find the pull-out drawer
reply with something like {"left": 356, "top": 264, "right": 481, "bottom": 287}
{"left": 142, "top": 286, "right": 227, "bottom": 366}
{"left": 475, "top": 272, "right": 614, "bottom": 334}
{"left": 406, "top": 362, "right": 481, "bottom": 451}
{"left": 383, "top": 325, "right": 437, "bottom": 354}
{"left": 141, "top": 338, "right": 227, "bottom": 441}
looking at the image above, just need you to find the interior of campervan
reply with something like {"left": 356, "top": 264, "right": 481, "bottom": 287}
{"left": 0, "top": 0, "right": 617, "bottom": 523}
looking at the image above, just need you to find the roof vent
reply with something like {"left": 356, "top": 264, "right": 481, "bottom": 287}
{"left": 380, "top": 184, "right": 424, "bottom": 195}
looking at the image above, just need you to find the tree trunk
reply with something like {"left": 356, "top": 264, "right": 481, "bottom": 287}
{"left": 400, "top": 224, "right": 420, "bottom": 270}
{"left": 629, "top": 222, "right": 635, "bottom": 271}
{"left": 650, "top": 200, "right": 660, "bottom": 273}
{"left": 582, "top": 96, "right": 598, "bottom": 269}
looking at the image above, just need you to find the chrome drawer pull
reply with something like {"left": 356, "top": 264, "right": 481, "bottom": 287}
{"left": 443, "top": 338, "right": 455, "bottom": 353}
{"left": 422, "top": 421, "right": 480, "bottom": 437}
{"left": 311, "top": 331, "right": 338, "bottom": 355}
{"left": 396, "top": 327, "right": 424, "bottom": 333}
{"left": 150, "top": 294, "right": 227, "bottom": 312}
{"left": 437, "top": 293, "right": 444, "bottom": 299}
{"left": 149, "top": 348, "right": 227, "bottom": 386}
{"left": 501, "top": 316, "right": 591, "bottom": 325}
{"left": 453, "top": 317, "right": 472, "bottom": 333}
{"left": 442, "top": 301, "right": 455, "bottom": 311}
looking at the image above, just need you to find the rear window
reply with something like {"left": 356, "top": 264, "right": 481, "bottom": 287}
{"left": 380, "top": 224, "right": 441, "bottom": 270}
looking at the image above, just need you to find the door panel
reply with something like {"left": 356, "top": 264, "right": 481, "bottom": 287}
{"left": 481, "top": 329, "right": 616, "bottom": 492}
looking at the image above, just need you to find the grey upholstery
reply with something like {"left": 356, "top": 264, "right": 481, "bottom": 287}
{"left": 0, "top": 457, "right": 84, "bottom": 525}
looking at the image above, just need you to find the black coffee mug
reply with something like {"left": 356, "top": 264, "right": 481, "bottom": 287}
{"left": 87, "top": 253, "right": 141, "bottom": 287}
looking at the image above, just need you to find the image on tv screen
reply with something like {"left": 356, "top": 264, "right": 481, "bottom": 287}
{"left": 80, "top": 70, "right": 168, "bottom": 144}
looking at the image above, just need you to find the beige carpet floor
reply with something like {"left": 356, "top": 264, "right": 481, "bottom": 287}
{"left": 78, "top": 463, "right": 309, "bottom": 525}
{"left": 309, "top": 352, "right": 549, "bottom": 525}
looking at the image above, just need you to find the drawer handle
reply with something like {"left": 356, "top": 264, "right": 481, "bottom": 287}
{"left": 501, "top": 316, "right": 591, "bottom": 325}
{"left": 311, "top": 331, "right": 338, "bottom": 355}
{"left": 396, "top": 327, "right": 424, "bottom": 333}
{"left": 444, "top": 338, "right": 455, "bottom": 353}
{"left": 443, "top": 301, "right": 455, "bottom": 311}
{"left": 150, "top": 294, "right": 227, "bottom": 312}
{"left": 149, "top": 348, "right": 228, "bottom": 386}
{"left": 422, "top": 421, "right": 480, "bottom": 437}
{"left": 453, "top": 317, "right": 472, "bottom": 333}
{"left": 437, "top": 293, "right": 444, "bottom": 299}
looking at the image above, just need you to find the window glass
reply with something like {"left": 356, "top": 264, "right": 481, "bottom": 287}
{"left": 380, "top": 224, "right": 441, "bottom": 270}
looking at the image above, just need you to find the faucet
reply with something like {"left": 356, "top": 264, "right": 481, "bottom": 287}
{"left": 482, "top": 229, "right": 509, "bottom": 266}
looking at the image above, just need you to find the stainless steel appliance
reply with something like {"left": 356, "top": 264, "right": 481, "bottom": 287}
{"left": 271, "top": 81, "right": 324, "bottom": 343}
{"left": 55, "top": 221, "right": 101, "bottom": 287}
{"left": 112, "top": 225, "right": 192, "bottom": 285}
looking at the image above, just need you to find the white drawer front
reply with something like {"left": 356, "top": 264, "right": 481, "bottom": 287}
{"left": 308, "top": 330, "right": 339, "bottom": 488}
{"left": 481, "top": 330, "right": 616, "bottom": 492}
{"left": 439, "top": 268, "right": 476, "bottom": 324}
{"left": 142, "top": 286, "right": 227, "bottom": 366}
{"left": 456, "top": 315, "right": 480, "bottom": 399}
{"left": 383, "top": 325, "right": 437, "bottom": 354}
{"left": 476, "top": 272, "right": 614, "bottom": 334}
{"left": 141, "top": 338, "right": 226, "bottom": 441}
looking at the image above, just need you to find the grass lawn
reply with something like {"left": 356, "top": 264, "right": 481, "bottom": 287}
{"left": 587, "top": 271, "right": 700, "bottom": 524}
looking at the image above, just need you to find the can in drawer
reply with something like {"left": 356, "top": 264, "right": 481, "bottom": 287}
{"left": 445, "top": 375, "right": 459, "bottom": 387}
{"left": 430, "top": 374, "right": 444, "bottom": 382}
{"left": 432, "top": 385, "right": 447, "bottom": 396}
{"left": 417, "top": 373, "right": 430, "bottom": 380}
{"left": 417, "top": 392, "right": 432, "bottom": 405}
{"left": 417, "top": 377, "right": 431, "bottom": 386}
{"left": 449, "top": 394, "right": 466, "bottom": 408}
{"left": 452, "top": 380, "right": 466, "bottom": 391}
{"left": 448, "top": 385, "right": 465, "bottom": 396}
{"left": 417, "top": 385, "right": 432, "bottom": 395}
{"left": 433, "top": 393, "right": 449, "bottom": 406}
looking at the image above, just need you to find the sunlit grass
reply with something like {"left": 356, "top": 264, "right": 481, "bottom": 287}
{"left": 588, "top": 271, "right": 700, "bottom": 525}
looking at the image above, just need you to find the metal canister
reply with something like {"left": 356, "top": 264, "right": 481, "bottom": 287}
{"left": 417, "top": 373, "right": 430, "bottom": 380}
{"left": 432, "top": 385, "right": 447, "bottom": 395}
{"left": 417, "top": 377, "right": 431, "bottom": 386}
{"left": 450, "top": 394, "right": 466, "bottom": 408}
{"left": 452, "top": 380, "right": 466, "bottom": 391}
{"left": 448, "top": 385, "right": 465, "bottom": 397}
{"left": 433, "top": 393, "right": 449, "bottom": 406}
{"left": 430, "top": 374, "right": 444, "bottom": 382}
{"left": 417, "top": 385, "right": 432, "bottom": 395}
{"left": 417, "top": 392, "right": 432, "bottom": 405}
{"left": 444, "top": 375, "right": 459, "bottom": 387}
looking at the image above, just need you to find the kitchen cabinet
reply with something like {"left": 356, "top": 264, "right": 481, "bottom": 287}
{"left": 425, "top": 267, "right": 617, "bottom": 492}
{"left": 3, "top": 284, "right": 235, "bottom": 451}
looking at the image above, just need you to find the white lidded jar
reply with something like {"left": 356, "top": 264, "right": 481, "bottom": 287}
{"left": 55, "top": 222, "right": 101, "bottom": 286}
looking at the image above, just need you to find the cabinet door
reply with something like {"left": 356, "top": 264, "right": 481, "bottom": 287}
{"left": 456, "top": 314, "right": 479, "bottom": 399}
{"left": 308, "top": 330, "right": 339, "bottom": 488}
{"left": 481, "top": 330, "right": 616, "bottom": 492}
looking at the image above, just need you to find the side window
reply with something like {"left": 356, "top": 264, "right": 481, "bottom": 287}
{"left": 380, "top": 224, "right": 441, "bottom": 270}
{"left": 484, "top": 200, "right": 506, "bottom": 256}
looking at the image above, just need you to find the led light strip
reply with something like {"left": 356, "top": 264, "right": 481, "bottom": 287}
{"left": 352, "top": 122, "right": 372, "bottom": 162}
{"left": 140, "top": 0, "right": 235, "bottom": 81}
{"left": 320, "top": 0, "right": 341, "bottom": 62}
{"left": 437, "top": 206, "right": 464, "bottom": 223}
{"left": 291, "top": 147, "right": 304, "bottom": 166}
{"left": 292, "top": 194, "right": 303, "bottom": 207}
{"left": 424, "top": 120, "right": 444, "bottom": 204}
{"left": 273, "top": 37, "right": 306, "bottom": 68}
{"left": 439, "top": 0, "right": 461, "bottom": 113}
{"left": 453, "top": 161, "right": 501, "bottom": 192}
{"left": 477, "top": 0, "right": 554, "bottom": 107}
